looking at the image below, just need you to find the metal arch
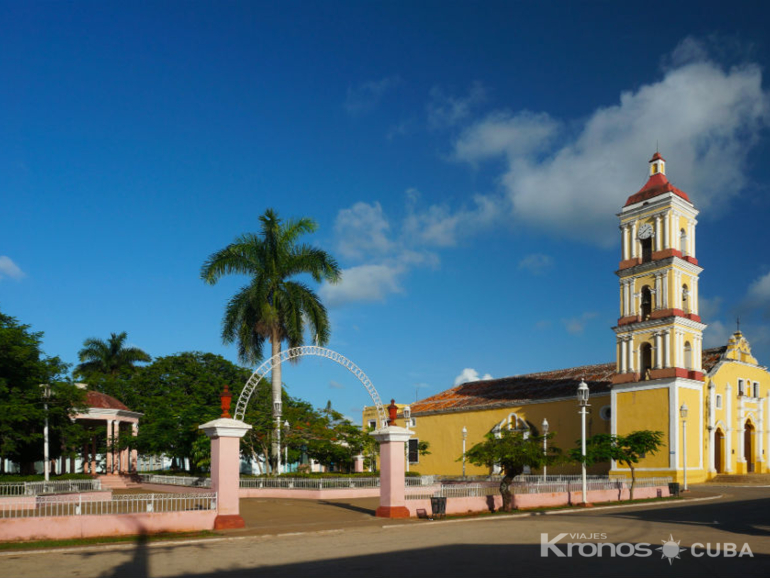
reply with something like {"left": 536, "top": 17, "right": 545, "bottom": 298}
{"left": 234, "top": 346, "right": 388, "bottom": 428}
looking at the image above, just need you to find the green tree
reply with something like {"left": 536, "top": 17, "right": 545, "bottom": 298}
{"left": 74, "top": 332, "right": 151, "bottom": 379}
{"left": 200, "top": 208, "right": 341, "bottom": 470}
{"left": 570, "top": 431, "right": 664, "bottom": 500}
{"left": 128, "top": 352, "right": 251, "bottom": 472}
{"left": 0, "top": 311, "right": 86, "bottom": 473}
{"left": 464, "top": 429, "right": 562, "bottom": 511}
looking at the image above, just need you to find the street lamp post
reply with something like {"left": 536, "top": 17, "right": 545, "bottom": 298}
{"left": 577, "top": 380, "right": 590, "bottom": 505}
{"left": 542, "top": 418, "right": 549, "bottom": 482}
{"left": 41, "top": 384, "right": 51, "bottom": 482}
{"left": 403, "top": 406, "right": 411, "bottom": 473}
{"left": 680, "top": 403, "right": 688, "bottom": 492}
{"left": 462, "top": 426, "right": 468, "bottom": 478}
{"left": 283, "top": 420, "right": 290, "bottom": 474}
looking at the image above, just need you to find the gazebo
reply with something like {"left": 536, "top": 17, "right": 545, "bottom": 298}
{"left": 72, "top": 385, "right": 143, "bottom": 476}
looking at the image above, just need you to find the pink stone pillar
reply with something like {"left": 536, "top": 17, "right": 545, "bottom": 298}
{"left": 371, "top": 426, "right": 413, "bottom": 518}
{"left": 353, "top": 455, "right": 365, "bottom": 473}
{"left": 199, "top": 417, "right": 252, "bottom": 530}
{"left": 105, "top": 420, "right": 114, "bottom": 474}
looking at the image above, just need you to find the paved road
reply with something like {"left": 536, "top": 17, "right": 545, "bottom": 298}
{"left": 2, "top": 486, "right": 770, "bottom": 578}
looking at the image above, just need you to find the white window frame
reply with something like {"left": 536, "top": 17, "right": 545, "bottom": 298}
{"left": 738, "top": 379, "right": 745, "bottom": 396}
{"left": 753, "top": 382, "right": 760, "bottom": 398}
{"left": 716, "top": 394, "right": 723, "bottom": 410}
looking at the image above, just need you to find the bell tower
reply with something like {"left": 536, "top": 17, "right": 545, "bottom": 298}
{"left": 610, "top": 152, "right": 707, "bottom": 484}
{"left": 613, "top": 153, "right": 706, "bottom": 383}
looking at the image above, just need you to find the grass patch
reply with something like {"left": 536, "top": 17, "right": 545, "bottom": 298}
{"left": 0, "top": 530, "right": 216, "bottom": 552}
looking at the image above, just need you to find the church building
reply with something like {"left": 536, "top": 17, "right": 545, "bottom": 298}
{"left": 367, "top": 153, "right": 769, "bottom": 482}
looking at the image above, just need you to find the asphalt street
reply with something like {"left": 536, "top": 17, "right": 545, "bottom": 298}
{"left": 2, "top": 485, "right": 769, "bottom": 578}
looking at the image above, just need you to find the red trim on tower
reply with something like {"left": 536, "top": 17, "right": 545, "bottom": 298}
{"left": 624, "top": 172, "right": 690, "bottom": 207}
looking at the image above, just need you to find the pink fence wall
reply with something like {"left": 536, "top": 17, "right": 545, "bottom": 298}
{"left": 405, "top": 485, "right": 670, "bottom": 517}
{"left": 0, "top": 510, "right": 216, "bottom": 542}
{"left": 239, "top": 487, "right": 379, "bottom": 499}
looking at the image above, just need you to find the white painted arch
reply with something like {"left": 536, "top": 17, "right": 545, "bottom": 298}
{"left": 234, "top": 345, "right": 388, "bottom": 428}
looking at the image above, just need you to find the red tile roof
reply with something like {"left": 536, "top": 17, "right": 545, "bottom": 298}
{"left": 411, "top": 347, "right": 726, "bottom": 416}
{"left": 624, "top": 172, "right": 691, "bottom": 207}
{"left": 85, "top": 391, "right": 130, "bottom": 411}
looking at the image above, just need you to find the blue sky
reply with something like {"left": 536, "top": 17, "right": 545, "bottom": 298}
{"left": 2, "top": 2, "right": 770, "bottom": 423}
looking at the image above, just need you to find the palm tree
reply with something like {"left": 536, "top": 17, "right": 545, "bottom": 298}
{"left": 75, "top": 332, "right": 151, "bottom": 378}
{"left": 201, "top": 208, "right": 341, "bottom": 471}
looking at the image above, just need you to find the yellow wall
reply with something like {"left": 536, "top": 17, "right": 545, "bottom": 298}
{"left": 614, "top": 387, "right": 670, "bottom": 470}
{"left": 404, "top": 396, "right": 612, "bottom": 476}
{"left": 707, "top": 355, "right": 768, "bottom": 475}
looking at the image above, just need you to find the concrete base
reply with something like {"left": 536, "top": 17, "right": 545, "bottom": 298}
{"left": 375, "top": 506, "right": 411, "bottom": 519}
{"left": 214, "top": 514, "right": 246, "bottom": 529}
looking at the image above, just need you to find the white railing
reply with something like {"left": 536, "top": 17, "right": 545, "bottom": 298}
{"left": 135, "top": 475, "right": 434, "bottom": 490}
{"left": 240, "top": 477, "right": 380, "bottom": 489}
{"left": 510, "top": 476, "right": 672, "bottom": 494}
{"left": 0, "top": 480, "right": 102, "bottom": 496}
{"left": 0, "top": 492, "right": 217, "bottom": 519}
{"left": 137, "top": 474, "right": 211, "bottom": 488}
{"left": 406, "top": 483, "right": 499, "bottom": 500}
{"left": 405, "top": 476, "right": 673, "bottom": 499}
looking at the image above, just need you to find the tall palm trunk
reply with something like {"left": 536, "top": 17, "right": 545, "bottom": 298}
{"left": 271, "top": 327, "right": 282, "bottom": 475}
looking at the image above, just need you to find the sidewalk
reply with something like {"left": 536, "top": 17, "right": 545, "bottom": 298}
{"left": 220, "top": 486, "right": 723, "bottom": 538}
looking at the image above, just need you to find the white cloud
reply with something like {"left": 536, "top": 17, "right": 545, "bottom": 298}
{"left": 344, "top": 76, "right": 401, "bottom": 116}
{"left": 427, "top": 81, "right": 488, "bottom": 129}
{"left": 704, "top": 319, "right": 732, "bottom": 348}
{"left": 323, "top": 192, "right": 496, "bottom": 306}
{"left": 0, "top": 256, "right": 25, "bottom": 281}
{"left": 319, "top": 263, "right": 404, "bottom": 307}
{"left": 403, "top": 189, "right": 504, "bottom": 248}
{"left": 454, "top": 368, "right": 493, "bottom": 386}
{"left": 455, "top": 110, "right": 560, "bottom": 162}
{"left": 453, "top": 38, "right": 769, "bottom": 245}
{"left": 562, "top": 312, "right": 598, "bottom": 335}
{"left": 518, "top": 253, "right": 553, "bottom": 275}
{"left": 699, "top": 296, "right": 723, "bottom": 321}
{"left": 748, "top": 271, "right": 770, "bottom": 303}
{"left": 329, "top": 380, "right": 344, "bottom": 390}
{"left": 334, "top": 201, "right": 394, "bottom": 261}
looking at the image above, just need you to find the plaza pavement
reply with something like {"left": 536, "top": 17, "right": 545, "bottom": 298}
{"left": 2, "top": 485, "right": 769, "bottom": 577}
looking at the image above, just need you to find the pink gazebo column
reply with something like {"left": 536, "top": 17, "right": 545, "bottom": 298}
{"left": 199, "top": 417, "right": 252, "bottom": 530}
{"left": 353, "top": 455, "right": 365, "bottom": 473}
{"left": 105, "top": 420, "right": 114, "bottom": 474}
{"left": 371, "top": 426, "right": 413, "bottom": 518}
{"left": 130, "top": 423, "right": 138, "bottom": 473}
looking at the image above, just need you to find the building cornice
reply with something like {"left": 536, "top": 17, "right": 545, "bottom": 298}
{"left": 613, "top": 316, "right": 707, "bottom": 334}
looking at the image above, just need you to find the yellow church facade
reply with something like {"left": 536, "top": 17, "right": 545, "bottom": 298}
{"left": 365, "top": 153, "right": 770, "bottom": 483}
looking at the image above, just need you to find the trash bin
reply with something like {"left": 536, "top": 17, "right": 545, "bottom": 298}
{"left": 430, "top": 496, "right": 447, "bottom": 519}
{"left": 668, "top": 482, "right": 680, "bottom": 497}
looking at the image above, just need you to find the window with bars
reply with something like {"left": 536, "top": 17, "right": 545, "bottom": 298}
{"left": 408, "top": 439, "right": 419, "bottom": 464}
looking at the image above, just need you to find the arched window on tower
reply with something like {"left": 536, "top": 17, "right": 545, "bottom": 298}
{"left": 641, "top": 236, "right": 653, "bottom": 263}
{"left": 682, "top": 284, "right": 689, "bottom": 313}
{"left": 640, "top": 342, "right": 653, "bottom": 380}
{"left": 680, "top": 228, "right": 688, "bottom": 255}
{"left": 684, "top": 341, "right": 693, "bottom": 370}
{"left": 641, "top": 286, "right": 652, "bottom": 321}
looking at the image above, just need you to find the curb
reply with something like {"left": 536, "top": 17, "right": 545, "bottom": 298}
{"left": 382, "top": 493, "right": 724, "bottom": 529}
